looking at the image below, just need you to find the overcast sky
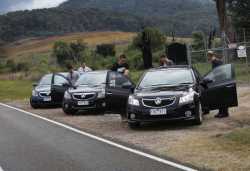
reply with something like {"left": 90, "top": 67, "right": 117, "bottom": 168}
{"left": 0, "top": 0, "right": 68, "bottom": 13}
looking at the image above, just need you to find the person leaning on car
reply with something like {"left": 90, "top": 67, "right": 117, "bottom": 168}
{"left": 66, "top": 64, "right": 80, "bottom": 86}
{"left": 159, "top": 54, "right": 174, "bottom": 67}
{"left": 207, "top": 51, "right": 229, "bottom": 118}
{"left": 111, "top": 54, "right": 129, "bottom": 76}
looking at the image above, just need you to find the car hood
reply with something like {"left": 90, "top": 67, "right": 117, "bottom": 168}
{"left": 68, "top": 85, "right": 103, "bottom": 93}
{"left": 134, "top": 85, "right": 192, "bottom": 98}
{"left": 35, "top": 85, "right": 51, "bottom": 92}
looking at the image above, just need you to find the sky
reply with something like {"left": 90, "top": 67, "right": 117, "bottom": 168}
{"left": 0, "top": 0, "right": 68, "bottom": 14}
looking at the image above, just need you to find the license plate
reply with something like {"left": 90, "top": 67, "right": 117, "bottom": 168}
{"left": 150, "top": 108, "right": 167, "bottom": 115}
{"left": 77, "top": 101, "right": 89, "bottom": 106}
{"left": 43, "top": 97, "right": 51, "bottom": 102}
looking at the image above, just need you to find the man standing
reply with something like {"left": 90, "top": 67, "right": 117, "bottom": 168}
{"left": 78, "top": 63, "right": 92, "bottom": 75}
{"left": 207, "top": 51, "right": 229, "bottom": 118}
{"left": 111, "top": 54, "right": 130, "bottom": 76}
{"left": 67, "top": 64, "right": 80, "bottom": 86}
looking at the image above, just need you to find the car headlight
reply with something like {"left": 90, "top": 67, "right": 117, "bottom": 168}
{"left": 32, "top": 90, "right": 39, "bottom": 96}
{"left": 64, "top": 91, "right": 72, "bottom": 99}
{"left": 179, "top": 88, "right": 195, "bottom": 105}
{"left": 97, "top": 89, "right": 106, "bottom": 99}
{"left": 128, "top": 96, "right": 140, "bottom": 106}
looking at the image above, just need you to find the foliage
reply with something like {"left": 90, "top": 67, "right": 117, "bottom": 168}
{"left": 133, "top": 27, "right": 166, "bottom": 52}
{"left": 96, "top": 44, "right": 116, "bottom": 57}
{"left": 132, "top": 27, "right": 165, "bottom": 68}
{"left": 53, "top": 40, "right": 86, "bottom": 66}
{"left": 191, "top": 31, "right": 206, "bottom": 63}
{"left": 227, "top": 0, "right": 250, "bottom": 31}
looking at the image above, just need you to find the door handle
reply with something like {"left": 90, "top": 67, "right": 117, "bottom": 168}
{"left": 226, "top": 85, "right": 234, "bottom": 88}
{"left": 106, "top": 92, "right": 112, "bottom": 95}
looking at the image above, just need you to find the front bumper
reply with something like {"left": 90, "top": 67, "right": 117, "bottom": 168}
{"left": 30, "top": 96, "right": 57, "bottom": 106}
{"left": 63, "top": 98, "right": 106, "bottom": 110}
{"left": 127, "top": 103, "right": 196, "bottom": 122}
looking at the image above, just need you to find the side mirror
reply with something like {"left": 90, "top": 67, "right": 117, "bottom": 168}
{"left": 32, "top": 83, "right": 38, "bottom": 87}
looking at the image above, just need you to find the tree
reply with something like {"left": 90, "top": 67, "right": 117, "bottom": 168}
{"left": 133, "top": 27, "right": 166, "bottom": 69}
{"left": 192, "top": 31, "right": 206, "bottom": 62}
{"left": 227, "top": 0, "right": 250, "bottom": 29}
{"left": 96, "top": 44, "right": 116, "bottom": 57}
{"left": 53, "top": 41, "right": 73, "bottom": 66}
{"left": 70, "top": 39, "right": 87, "bottom": 62}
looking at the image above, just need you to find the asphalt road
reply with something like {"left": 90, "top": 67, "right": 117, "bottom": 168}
{"left": 0, "top": 104, "right": 195, "bottom": 171}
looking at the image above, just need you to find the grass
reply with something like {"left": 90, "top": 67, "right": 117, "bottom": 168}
{"left": 0, "top": 80, "right": 33, "bottom": 101}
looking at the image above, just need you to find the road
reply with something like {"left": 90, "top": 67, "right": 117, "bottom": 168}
{"left": 0, "top": 104, "right": 196, "bottom": 171}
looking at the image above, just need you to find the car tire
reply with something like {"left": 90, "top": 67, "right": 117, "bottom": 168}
{"left": 193, "top": 101, "right": 203, "bottom": 125}
{"left": 30, "top": 99, "right": 39, "bottom": 109}
{"left": 63, "top": 103, "right": 77, "bottom": 115}
{"left": 128, "top": 121, "right": 140, "bottom": 129}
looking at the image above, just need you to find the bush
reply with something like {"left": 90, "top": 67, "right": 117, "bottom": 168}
{"left": 6, "top": 59, "right": 16, "bottom": 72}
{"left": 96, "top": 44, "right": 116, "bottom": 57}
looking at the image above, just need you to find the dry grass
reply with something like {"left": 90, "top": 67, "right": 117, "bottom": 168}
{"left": 2, "top": 31, "right": 136, "bottom": 59}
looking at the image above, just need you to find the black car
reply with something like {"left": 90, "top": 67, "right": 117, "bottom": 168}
{"left": 62, "top": 70, "right": 135, "bottom": 115}
{"left": 127, "top": 64, "right": 238, "bottom": 128}
{"left": 30, "top": 72, "right": 71, "bottom": 108}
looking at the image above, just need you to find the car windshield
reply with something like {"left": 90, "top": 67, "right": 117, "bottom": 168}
{"left": 39, "top": 74, "right": 52, "bottom": 85}
{"left": 75, "top": 72, "right": 107, "bottom": 86}
{"left": 138, "top": 69, "right": 194, "bottom": 89}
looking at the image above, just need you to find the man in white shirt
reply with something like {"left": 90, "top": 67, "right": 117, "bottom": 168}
{"left": 78, "top": 63, "right": 92, "bottom": 75}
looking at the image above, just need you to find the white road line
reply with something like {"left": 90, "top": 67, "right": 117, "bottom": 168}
{"left": 0, "top": 103, "right": 198, "bottom": 171}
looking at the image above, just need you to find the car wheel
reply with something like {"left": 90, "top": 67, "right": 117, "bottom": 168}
{"left": 128, "top": 121, "right": 140, "bottom": 129}
{"left": 193, "top": 101, "right": 203, "bottom": 125}
{"left": 63, "top": 103, "right": 77, "bottom": 115}
{"left": 30, "top": 99, "right": 39, "bottom": 109}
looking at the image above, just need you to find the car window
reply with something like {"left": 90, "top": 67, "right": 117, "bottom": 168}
{"left": 75, "top": 72, "right": 107, "bottom": 86}
{"left": 108, "top": 72, "right": 131, "bottom": 88}
{"left": 39, "top": 74, "right": 52, "bottom": 85}
{"left": 54, "top": 75, "right": 69, "bottom": 86}
{"left": 204, "top": 64, "right": 234, "bottom": 83}
{"left": 139, "top": 69, "right": 194, "bottom": 88}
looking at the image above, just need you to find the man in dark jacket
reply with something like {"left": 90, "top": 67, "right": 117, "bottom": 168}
{"left": 207, "top": 51, "right": 229, "bottom": 118}
{"left": 111, "top": 54, "right": 129, "bottom": 76}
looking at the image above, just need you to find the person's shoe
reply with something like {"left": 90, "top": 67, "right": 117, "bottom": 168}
{"left": 215, "top": 113, "right": 229, "bottom": 118}
{"left": 214, "top": 113, "right": 222, "bottom": 118}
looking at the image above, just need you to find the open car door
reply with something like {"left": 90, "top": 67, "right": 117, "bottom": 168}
{"left": 106, "top": 71, "right": 135, "bottom": 113}
{"left": 201, "top": 64, "right": 238, "bottom": 110}
{"left": 51, "top": 73, "right": 71, "bottom": 105}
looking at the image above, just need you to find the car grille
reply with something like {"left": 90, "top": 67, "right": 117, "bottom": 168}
{"left": 39, "top": 92, "right": 51, "bottom": 97}
{"left": 142, "top": 97, "right": 176, "bottom": 108}
{"left": 72, "top": 93, "right": 96, "bottom": 100}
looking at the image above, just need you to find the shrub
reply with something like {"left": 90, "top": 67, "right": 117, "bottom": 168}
{"left": 96, "top": 44, "right": 116, "bottom": 57}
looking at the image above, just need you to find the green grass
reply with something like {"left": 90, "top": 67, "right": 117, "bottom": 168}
{"left": 0, "top": 80, "right": 33, "bottom": 101}
{"left": 223, "top": 128, "right": 250, "bottom": 145}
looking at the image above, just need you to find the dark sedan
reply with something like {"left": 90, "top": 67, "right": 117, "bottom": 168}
{"left": 62, "top": 70, "right": 135, "bottom": 115}
{"left": 127, "top": 64, "right": 238, "bottom": 128}
{"left": 30, "top": 72, "right": 71, "bottom": 108}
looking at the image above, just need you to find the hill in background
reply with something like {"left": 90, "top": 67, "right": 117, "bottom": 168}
{"left": 0, "top": 0, "right": 218, "bottom": 42}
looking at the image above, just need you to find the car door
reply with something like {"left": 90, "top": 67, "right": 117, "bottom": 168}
{"left": 106, "top": 71, "right": 135, "bottom": 113}
{"left": 200, "top": 64, "right": 238, "bottom": 110}
{"left": 51, "top": 73, "right": 71, "bottom": 104}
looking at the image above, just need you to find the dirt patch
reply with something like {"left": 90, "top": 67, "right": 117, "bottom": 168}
{"left": 6, "top": 86, "right": 250, "bottom": 171}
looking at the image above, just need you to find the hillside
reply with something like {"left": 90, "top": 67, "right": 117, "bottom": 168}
{"left": 60, "top": 0, "right": 218, "bottom": 35}
{"left": 0, "top": 8, "right": 145, "bottom": 42}
{"left": 0, "top": 0, "right": 218, "bottom": 42}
